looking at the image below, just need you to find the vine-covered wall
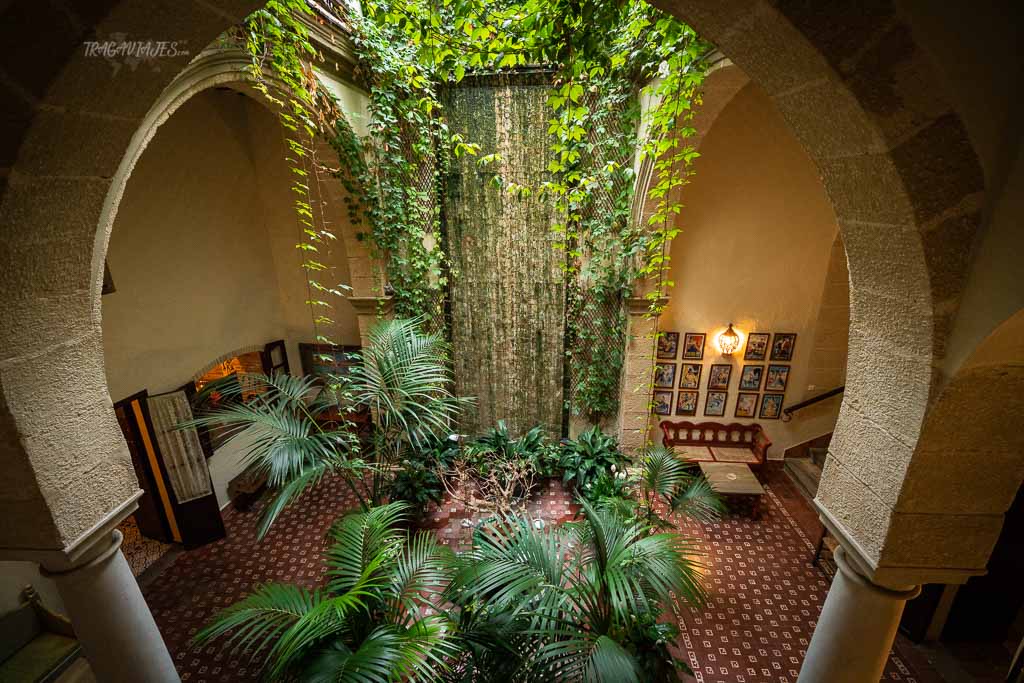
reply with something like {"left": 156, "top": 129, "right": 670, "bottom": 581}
{"left": 445, "top": 74, "right": 566, "bottom": 437}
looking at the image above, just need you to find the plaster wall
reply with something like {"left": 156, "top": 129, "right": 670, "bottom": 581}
{"left": 655, "top": 83, "right": 843, "bottom": 456}
{"left": 100, "top": 91, "right": 358, "bottom": 509}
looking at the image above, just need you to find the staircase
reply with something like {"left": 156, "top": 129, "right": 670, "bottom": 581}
{"left": 783, "top": 435, "right": 830, "bottom": 501}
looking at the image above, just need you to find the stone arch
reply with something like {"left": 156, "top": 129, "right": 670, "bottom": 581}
{"left": 884, "top": 308, "right": 1024, "bottom": 574}
{"left": 645, "top": 0, "right": 986, "bottom": 585}
{"left": 93, "top": 47, "right": 378, "bottom": 321}
{"left": 0, "top": 0, "right": 987, "bottom": 599}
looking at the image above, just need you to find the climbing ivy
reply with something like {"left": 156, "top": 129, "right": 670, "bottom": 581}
{"left": 229, "top": 1, "right": 352, "bottom": 350}
{"left": 234, "top": 0, "right": 708, "bottom": 419}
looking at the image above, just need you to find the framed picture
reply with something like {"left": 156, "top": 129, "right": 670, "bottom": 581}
{"left": 760, "top": 393, "right": 784, "bottom": 419}
{"left": 704, "top": 391, "right": 728, "bottom": 417}
{"left": 675, "top": 390, "right": 698, "bottom": 416}
{"left": 770, "top": 333, "right": 797, "bottom": 361}
{"left": 744, "top": 332, "right": 770, "bottom": 361}
{"left": 681, "top": 332, "right": 706, "bottom": 360}
{"left": 707, "top": 364, "right": 732, "bottom": 390}
{"left": 657, "top": 332, "right": 680, "bottom": 359}
{"left": 652, "top": 390, "right": 673, "bottom": 416}
{"left": 653, "top": 362, "right": 677, "bottom": 388}
{"left": 765, "top": 364, "right": 790, "bottom": 392}
{"left": 679, "top": 363, "right": 702, "bottom": 390}
{"left": 735, "top": 392, "right": 758, "bottom": 418}
{"left": 739, "top": 365, "right": 763, "bottom": 391}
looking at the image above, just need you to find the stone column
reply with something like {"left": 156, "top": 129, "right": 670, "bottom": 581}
{"left": 798, "top": 546, "right": 920, "bottom": 683}
{"left": 42, "top": 529, "right": 179, "bottom": 683}
{"left": 348, "top": 295, "right": 395, "bottom": 346}
{"left": 616, "top": 295, "right": 665, "bottom": 455}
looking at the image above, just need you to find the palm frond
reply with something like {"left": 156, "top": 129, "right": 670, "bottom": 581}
{"left": 669, "top": 475, "right": 726, "bottom": 524}
{"left": 325, "top": 502, "right": 409, "bottom": 595}
{"left": 193, "top": 583, "right": 325, "bottom": 661}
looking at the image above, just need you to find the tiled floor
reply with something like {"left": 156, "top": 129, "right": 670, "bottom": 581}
{"left": 141, "top": 464, "right": 936, "bottom": 682}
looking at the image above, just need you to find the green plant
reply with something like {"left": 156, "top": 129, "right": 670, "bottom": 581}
{"left": 446, "top": 499, "right": 706, "bottom": 681}
{"left": 559, "top": 425, "right": 627, "bottom": 499}
{"left": 185, "top": 318, "right": 471, "bottom": 537}
{"left": 637, "top": 445, "right": 725, "bottom": 529}
{"left": 449, "top": 421, "right": 552, "bottom": 515}
{"left": 195, "top": 502, "right": 458, "bottom": 682}
{"left": 390, "top": 433, "right": 459, "bottom": 511}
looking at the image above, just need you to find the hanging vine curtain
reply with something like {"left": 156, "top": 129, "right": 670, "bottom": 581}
{"left": 445, "top": 72, "right": 566, "bottom": 437}
{"left": 147, "top": 392, "right": 213, "bottom": 503}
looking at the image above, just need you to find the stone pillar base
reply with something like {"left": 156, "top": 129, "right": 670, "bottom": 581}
{"left": 798, "top": 546, "right": 920, "bottom": 683}
{"left": 42, "top": 530, "right": 179, "bottom": 682}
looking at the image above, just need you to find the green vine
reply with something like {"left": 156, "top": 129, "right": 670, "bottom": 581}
{"left": 233, "top": 1, "right": 708, "bottom": 421}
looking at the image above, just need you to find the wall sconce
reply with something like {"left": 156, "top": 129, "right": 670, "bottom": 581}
{"left": 716, "top": 323, "right": 742, "bottom": 355}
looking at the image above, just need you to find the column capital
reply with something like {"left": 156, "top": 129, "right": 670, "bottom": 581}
{"left": 624, "top": 296, "right": 667, "bottom": 315}
{"left": 815, "top": 498, "right": 986, "bottom": 588}
{"left": 0, "top": 490, "right": 142, "bottom": 572}
{"left": 348, "top": 295, "right": 394, "bottom": 316}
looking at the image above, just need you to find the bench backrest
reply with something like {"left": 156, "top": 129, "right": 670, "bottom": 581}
{"left": 660, "top": 420, "right": 771, "bottom": 464}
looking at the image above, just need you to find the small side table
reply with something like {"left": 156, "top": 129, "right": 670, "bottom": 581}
{"left": 698, "top": 462, "right": 765, "bottom": 519}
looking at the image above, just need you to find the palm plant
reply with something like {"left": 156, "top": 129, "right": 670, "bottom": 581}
{"left": 184, "top": 317, "right": 469, "bottom": 538}
{"left": 638, "top": 445, "right": 725, "bottom": 529}
{"left": 195, "top": 502, "right": 459, "bottom": 682}
{"left": 445, "top": 500, "right": 707, "bottom": 682}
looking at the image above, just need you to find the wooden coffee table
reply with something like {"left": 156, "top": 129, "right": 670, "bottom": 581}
{"left": 699, "top": 462, "right": 765, "bottom": 519}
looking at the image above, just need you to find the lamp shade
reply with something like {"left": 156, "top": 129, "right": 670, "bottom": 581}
{"left": 716, "top": 323, "right": 742, "bottom": 355}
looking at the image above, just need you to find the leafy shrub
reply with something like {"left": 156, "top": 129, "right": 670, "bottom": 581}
{"left": 389, "top": 433, "right": 459, "bottom": 511}
{"left": 559, "top": 425, "right": 628, "bottom": 499}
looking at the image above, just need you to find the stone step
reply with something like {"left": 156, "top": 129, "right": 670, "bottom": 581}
{"left": 785, "top": 457, "right": 823, "bottom": 501}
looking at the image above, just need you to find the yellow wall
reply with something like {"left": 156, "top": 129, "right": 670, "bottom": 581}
{"left": 101, "top": 88, "right": 361, "bottom": 508}
{"left": 654, "top": 83, "right": 845, "bottom": 456}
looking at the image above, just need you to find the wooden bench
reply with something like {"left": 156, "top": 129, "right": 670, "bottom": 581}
{"left": 660, "top": 420, "right": 771, "bottom": 471}
{"left": 0, "top": 586, "right": 80, "bottom": 683}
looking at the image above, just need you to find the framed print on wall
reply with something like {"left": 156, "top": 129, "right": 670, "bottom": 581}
{"left": 744, "top": 332, "right": 770, "bottom": 361}
{"left": 760, "top": 393, "right": 784, "bottom": 419}
{"left": 704, "top": 390, "right": 728, "bottom": 417}
{"left": 765, "top": 364, "right": 790, "bottom": 392}
{"left": 679, "top": 363, "right": 702, "bottom": 389}
{"left": 739, "top": 365, "right": 763, "bottom": 391}
{"left": 735, "top": 392, "right": 758, "bottom": 418}
{"left": 770, "top": 333, "right": 797, "bottom": 361}
{"left": 657, "top": 331, "right": 680, "bottom": 359}
{"left": 653, "top": 362, "right": 677, "bottom": 388}
{"left": 707, "top": 364, "right": 732, "bottom": 390}
{"left": 681, "top": 332, "right": 706, "bottom": 360}
{"left": 676, "top": 390, "right": 698, "bottom": 416}
{"left": 652, "top": 390, "right": 673, "bottom": 415}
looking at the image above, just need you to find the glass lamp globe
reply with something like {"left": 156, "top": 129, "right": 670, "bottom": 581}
{"left": 716, "top": 323, "right": 742, "bottom": 355}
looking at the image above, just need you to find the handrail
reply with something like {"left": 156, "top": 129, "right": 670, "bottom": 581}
{"left": 782, "top": 386, "right": 845, "bottom": 422}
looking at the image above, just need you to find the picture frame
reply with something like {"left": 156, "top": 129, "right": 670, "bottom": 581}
{"left": 707, "top": 364, "right": 732, "bottom": 390}
{"left": 739, "top": 365, "right": 763, "bottom": 391}
{"left": 735, "top": 392, "right": 758, "bottom": 418}
{"left": 744, "top": 332, "right": 770, "bottom": 361}
{"left": 770, "top": 332, "right": 797, "bottom": 361}
{"left": 657, "top": 331, "right": 680, "bottom": 360}
{"left": 679, "top": 363, "right": 702, "bottom": 390}
{"left": 704, "top": 390, "right": 728, "bottom": 417}
{"left": 653, "top": 362, "right": 677, "bottom": 389}
{"left": 675, "top": 390, "right": 698, "bottom": 416}
{"left": 681, "top": 332, "right": 706, "bottom": 360}
{"left": 652, "top": 390, "right": 673, "bottom": 416}
{"left": 759, "top": 393, "right": 785, "bottom": 419}
{"left": 765, "top": 364, "right": 790, "bottom": 392}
